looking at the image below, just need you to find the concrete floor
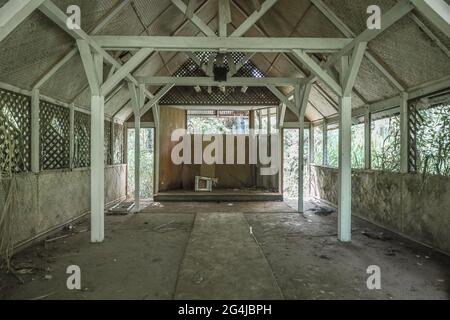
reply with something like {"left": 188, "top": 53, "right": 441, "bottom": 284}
{"left": 0, "top": 200, "right": 449, "bottom": 300}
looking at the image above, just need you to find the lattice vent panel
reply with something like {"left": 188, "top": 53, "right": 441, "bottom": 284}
{"left": 40, "top": 101, "right": 70, "bottom": 170}
{"left": 113, "top": 123, "right": 124, "bottom": 165}
{"left": 73, "top": 111, "right": 90, "bottom": 168}
{"left": 160, "top": 53, "right": 280, "bottom": 106}
{"left": 0, "top": 88, "right": 31, "bottom": 174}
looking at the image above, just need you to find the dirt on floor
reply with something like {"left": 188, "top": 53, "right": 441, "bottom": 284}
{"left": 0, "top": 200, "right": 448, "bottom": 300}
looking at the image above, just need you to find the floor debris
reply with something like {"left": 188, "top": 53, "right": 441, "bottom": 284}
{"left": 361, "top": 230, "right": 393, "bottom": 241}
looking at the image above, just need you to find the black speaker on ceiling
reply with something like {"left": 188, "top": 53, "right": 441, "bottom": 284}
{"left": 213, "top": 65, "right": 228, "bottom": 82}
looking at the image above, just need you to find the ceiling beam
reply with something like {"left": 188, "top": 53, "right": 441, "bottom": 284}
{"left": 409, "top": 12, "right": 450, "bottom": 58}
{"left": 185, "top": 0, "right": 199, "bottom": 19}
{"left": 112, "top": 0, "right": 213, "bottom": 117}
{"left": 251, "top": 0, "right": 262, "bottom": 12}
{"left": 140, "top": 84, "right": 175, "bottom": 117}
{"left": 0, "top": 0, "right": 47, "bottom": 43}
{"left": 304, "top": 0, "right": 414, "bottom": 89}
{"left": 77, "top": 40, "right": 101, "bottom": 96}
{"left": 171, "top": 0, "right": 216, "bottom": 36}
{"left": 266, "top": 85, "right": 298, "bottom": 117}
{"left": 410, "top": 0, "right": 450, "bottom": 38}
{"left": 33, "top": 0, "right": 131, "bottom": 90}
{"left": 138, "top": 76, "right": 301, "bottom": 87}
{"left": 38, "top": 0, "right": 154, "bottom": 99}
{"left": 219, "top": 0, "right": 231, "bottom": 37}
{"left": 101, "top": 48, "right": 153, "bottom": 96}
{"left": 320, "top": 0, "right": 414, "bottom": 71}
{"left": 326, "top": 75, "right": 450, "bottom": 124}
{"left": 231, "top": 0, "right": 278, "bottom": 37}
{"left": 292, "top": 50, "right": 342, "bottom": 96}
{"left": 343, "top": 42, "right": 367, "bottom": 96}
{"left": 92, "top": 35, "right": 353, "bottom": 52}
{"left": 229, "top": 1, "right": 351, "bottom": 118}
{"left": 310, "top": 0, "right": 406, "bottom": 92}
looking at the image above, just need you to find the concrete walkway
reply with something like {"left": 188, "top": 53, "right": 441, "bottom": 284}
{"left": 1, "top": 201, "right": 449, "bottom": 300}
{"left": 175, "top": 213, "right": 283, "bottom": 299}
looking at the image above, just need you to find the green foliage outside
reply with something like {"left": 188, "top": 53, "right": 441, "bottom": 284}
{"left": 283, "top": 129, "right": 309, "bottom": 200}
{"left": 416, "top": 104, "right": 450, "bottom": 176}
{"left": 327, "top": 128, "right": 339, "bottom": 167}
{"left": 371, "top": 115, "right": 401, "bottom": 172}
{"left": 351, "top": 124, "right": 365, "bottom": 169}
{"left": 314, "top": 126, "right": 323, "bottom": 165}
{"left": 127, "top": 128, "right": 154, "bottom": 198}
{"left": 187, "top": 116, "right": 249, "bottom": 134}
{"left": 318, "top": 123, "right": 365, "bottom": 169}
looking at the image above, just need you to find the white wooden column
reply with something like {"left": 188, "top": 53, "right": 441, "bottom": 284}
{"left": 153, "top": 104, "right": 160, "bottom": 195}
{"left": 338, "top": 94, "right": 352, "bottom": 242}
{"left": 337, "top": 43, "right": 366, "bottom": 242}
{"left": 364, "top": 109, "right": 371, "bottom": 170}
{"left": 400, "top": 92, "right": 409, "bottom": 173}
{"left": 308, "top": 122, "right": 315, "bottom": 197}
{"left": 322, "top": 119, "right": 328, "bottom": 166}
{"left": 91, "top": 95, "right": 105, "bottom": 243}
{"left": 134, "top": 110, "right": 141, "bottom": 210}
{"left": 31, "top": 89, "right": 40, "bottom": 173}
{"left": 298, "top": 121, "right": 305, "bottom": 213}
{"left": 338, "top": 55, "right": 352, "bottom": 242}
{"left": 296, "top": 83, "right": 310, "bottom": 213}
{"left": 77, "top": 40, "right": 105, "bottom": 243}
{"left": 128, "top": 83, "right": 145, "bottom": 212}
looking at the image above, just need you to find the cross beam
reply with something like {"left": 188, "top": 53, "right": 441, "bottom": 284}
{"left": 137, "top": 76, "right": 300, "bottom": 87}
{"left": 38, "top": 1, "right": 154, "bottom": 100}
{"left": 231, "top": 0, "right": 278, "bottom": 37}
{"left": 171, "top": 0, "right": 216, "bottom": 36}
{"left": 302, "top": 0, "right": 414, "bottom": 92}
{"left": 0, "top": 0, "right": 47, "bottom": 43}
{"left": 33, "top": 0, "right": 131, "bottom": 90}
{"left": 410, "top": 0, "right": 450, "bottom": 38}
{"left": 91, "top": 36, "right": 353, "bottom": 52}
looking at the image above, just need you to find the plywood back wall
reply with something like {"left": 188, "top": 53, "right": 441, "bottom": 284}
{"left": 159, "top": 107, "right": 186, "bottom": 192}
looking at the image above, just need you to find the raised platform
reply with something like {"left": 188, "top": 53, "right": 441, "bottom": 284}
{"left": 154, "top": 189, "right": 283, "bottom": 202}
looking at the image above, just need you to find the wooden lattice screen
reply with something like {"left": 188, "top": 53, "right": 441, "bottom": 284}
{"left": 160, "top": 52, "right": 280, "bottom": 106}
{"left": 40, "top": 100, "right": 70, "bottom": 170}
{"left": 73, "top": 111, "right": 90, "bottom": 168}
{"left": 0, "top": 88, "right": 31, "bottom": 174}
{"left": 113, "top": 122, "right": 124, "bottom": 165}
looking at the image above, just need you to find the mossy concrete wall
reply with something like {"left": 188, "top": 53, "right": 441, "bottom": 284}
{"left": 310, "top": 165, "right": 450, "bottom": 254}
{"left": 0, "top": 165, "right": 126, "bottom": 248}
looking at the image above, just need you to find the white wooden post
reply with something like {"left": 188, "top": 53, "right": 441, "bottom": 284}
{"left": 298, "top": 121, "right": 305, "bottom": 213}
{"left": 128, "top": 83, "right": 144, "bottom": 212}
{"left": 322, "top": 119, "right": 328, "bottom": 165}
{"left": 296, "top": 84, "right": 308, "bottom": 213}
{"left": 364, "top": 109, "right": 371, "bottom": 170}
{"left": 153, "top": 104, "right": 160, "bottom": 195}
{"left": 77, "top": 40, "right": 105, "bottom": 243}
{"left": 91, "top": 52, "right": 105, "bottom": 243}
{"left": 31, "top": 89, "right": 40, "bottom": 173}
{"left": 134, "top": 112, "right": 141, "bottom": 210}
{"left": 400, "top": 92, "right": 409, "bottom": 173}
{"left": 91, "top": 95, "right": 105, "bottom": 243}
{"left": 308, "top": 121, "right": 315, "bottom": 198}
{"left": 338, "top": 56, "right": 352, "bottom": 242}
